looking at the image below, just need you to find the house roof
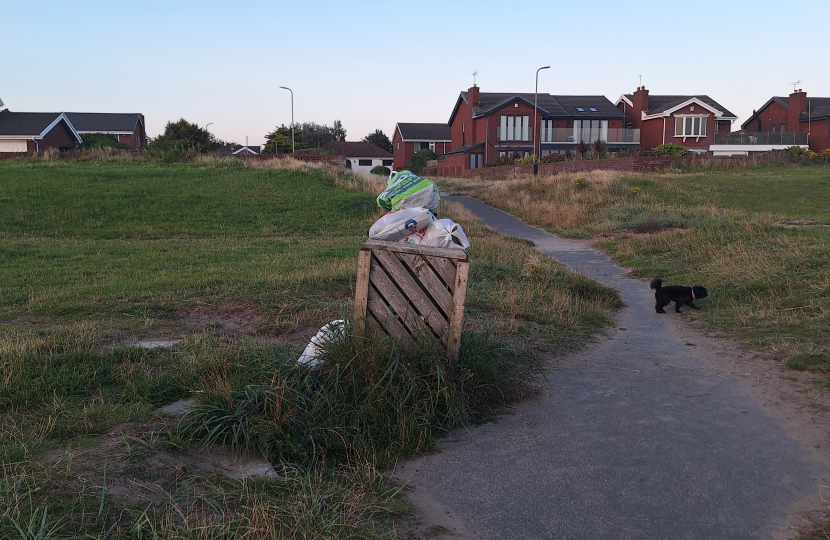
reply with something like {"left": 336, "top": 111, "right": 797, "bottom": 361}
{"left": 396, "top": 123, "right": 451, "bottom": 141}
{"left": 0, "top": 111, "right": 83, "bottom": 142}
{"left": 65, "top": 112, "right": 142, "bottom": 134}
{"left": 740, "top": 95, "right": 830, "bottom": 128}
{"left": 444, "top": 142, "right": 485, "bottom": 155}
{"left": 623, "top": 94, "right": 737, "bottom": 119}
{"left": 449, "top": 91, "right": 623, "bottom": 124}
{"left": 233, "top": 145, "right": 261, "bottom": 155}
{"left": 321, "top": 140, "right": 392, "bottom": 158}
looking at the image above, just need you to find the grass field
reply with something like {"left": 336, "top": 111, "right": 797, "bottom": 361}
{"left": 442, "top": 163, "right": 830, "bottom": 384}
{"left": 0, "top": 156, "right": 619, "bottom": 538}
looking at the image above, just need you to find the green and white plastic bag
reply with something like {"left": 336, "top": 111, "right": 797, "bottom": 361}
{"left": 377, "top": 170, "right": 440, "bottom": 212}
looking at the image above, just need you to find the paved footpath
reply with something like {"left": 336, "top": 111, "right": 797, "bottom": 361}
{"left": 397, "top": 196, "right": 827, "bottom": 540}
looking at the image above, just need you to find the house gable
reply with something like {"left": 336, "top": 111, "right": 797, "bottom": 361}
{"left": 643, "top": 97, "right": 723, "bottom": 120}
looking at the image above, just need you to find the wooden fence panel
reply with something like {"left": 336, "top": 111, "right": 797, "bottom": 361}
{"left": 353, "top": 239, "right": 469, "bottom": 363}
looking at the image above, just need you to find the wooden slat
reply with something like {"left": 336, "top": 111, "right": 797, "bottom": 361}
{"left": 365, "top": 239, "right": 468, "bottom": 261}
{"left": 395, "top": 252, "right": 453, "bottom": 316}
{"left": 367, "top": 284, "right": 414, "bottom": 347}
{"left": 445, "top": 260, "right": 470, "bottom": 365}
{"left": 372, "top": 250, "right": 448, "bottom": 337}
{"left": 424, "top": 255, "right": 457, "bottom": 290}
{"left": 369, "top": 258, "right": 435, "bottom": 340}
{"left": 352, "top": 249, "right": 372, "bottom": 336}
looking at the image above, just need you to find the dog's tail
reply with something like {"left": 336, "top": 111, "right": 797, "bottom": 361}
{"left": 650, "top": 278, "right": 662, "bottom": 290}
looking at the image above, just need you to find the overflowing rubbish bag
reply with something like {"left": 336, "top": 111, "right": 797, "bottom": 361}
{"left": 401, "top": 218, "right": 470, "bottom": 249}
{"left": 297, "top": 320, "right": 344, "bottom": 368}
{"left": 368, "top": 207, "right": 435, "bottom": 242}
{"left": 377, "top": 170, "right": 440, "bottom": 212}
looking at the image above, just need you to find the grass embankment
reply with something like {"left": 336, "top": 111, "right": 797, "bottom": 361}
{"left": 443, "top": 165, "right": 830, "bottom": 383}
{"left": 0, "top": 156, "right": 619, "bottom": 538}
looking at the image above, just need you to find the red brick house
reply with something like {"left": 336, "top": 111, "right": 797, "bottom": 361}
{"left": 615, "top": 87, "right": 736, "bottom": 154}
{"left": 440, "top": 85, "right": 638, "bottom": 173}
{"left": 66, "top": 113, "right": 147, "bottom": 151}
{"left": 737, "top": 89, "right": 830, "bottom": 153}
{"left": 0, "top": 111, "right": 82, "bottom": 153}
{"left": 392, "top": 123, "right": 452, "bottom": 169}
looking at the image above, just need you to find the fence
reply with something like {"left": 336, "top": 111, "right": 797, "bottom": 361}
{"left": 353, "top": 239, "right": 469, "bottom": 363}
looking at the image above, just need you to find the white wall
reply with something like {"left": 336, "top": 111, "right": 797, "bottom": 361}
{"left": 0, "top": 140, "right": 28, "bottom": 152}
{"left": 346, "top": 156, "right": 392, "bottom": 174}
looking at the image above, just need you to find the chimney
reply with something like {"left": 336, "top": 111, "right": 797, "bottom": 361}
{"left": 788, "top": 89, "right": 807, "bottom": 132}
{"left": 631, "top": 86, "right": 649, "bottom": 128}
{"left": 468, "top": 85, "right": 480, "bottom": 108}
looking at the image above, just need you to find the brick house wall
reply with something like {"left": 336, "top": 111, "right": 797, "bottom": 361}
{"left": 747, "top": 101, "right": 789, "bottom": 132}
{"left": 807, "top": 119, "right": 830, "bottom": 152}
{"left": 393, "top": 127, "right": 451, "bottom": 170}
{"left": 26, "top": 120, "right": 77, "bottom": 152}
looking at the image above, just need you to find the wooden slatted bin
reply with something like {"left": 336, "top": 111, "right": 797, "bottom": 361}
{"left": 352, "top": 239, "right": 469, "bottom": 363}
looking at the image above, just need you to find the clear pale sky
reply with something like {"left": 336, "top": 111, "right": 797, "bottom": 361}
{"left": 2, "top": 0, "right": 828, "bottom": 146}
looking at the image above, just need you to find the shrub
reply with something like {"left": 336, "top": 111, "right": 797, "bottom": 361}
{"left": 591, "top": 139, "right": 608, "bottom": 159}
{"left": 406, "top": 149, "right": 437, "bottom": 175}
{"left": 574, "top": 177, "right": 587, "bottom": 190}
{"left": 370, "top": 165, "right": 391, "bottom": 176}
{"left": 652, "top": 143, "right": 691, "bottom": 156}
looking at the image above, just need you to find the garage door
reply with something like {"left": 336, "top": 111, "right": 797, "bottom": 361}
{"left": 0, "top": 140, "right": 28, "bottom": 153}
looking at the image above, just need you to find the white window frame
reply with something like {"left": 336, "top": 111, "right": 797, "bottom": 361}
{"left": 674, "top": 114, "right": 709, "bottom": 140}
{"left": 499, "top": 115, "right": 530, "bottom": 141}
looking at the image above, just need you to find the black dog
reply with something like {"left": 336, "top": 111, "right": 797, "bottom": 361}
{"left": 650, "top": 278, "right": 708, "bottom": 314}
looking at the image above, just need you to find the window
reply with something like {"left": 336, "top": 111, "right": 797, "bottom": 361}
{"left": 589, "top": 107, "right": 598, "bottom": 112}
{"left": 780, "top": 124, "right": 786, "bottom": 133}
{"left": 382, "top": 159, "right": 393, "bottom": 167}
{"left": 771, "top": 125, "right": 776, "bottom": 133}
{"left": 414, "top": 142, "right": 431, "bottom": 152}
{"left": 573, "top": 119, "right": 608, "bottom": 142}
{"left": 499, "top": 115, "right": 530, "bottom": 141}
{"left": 358, "top": 159, "right": 372, "bottom": 167}
{"left": 469, "top": 153, "right": 483, "bottom": 169}
{"left": 674, "top": 116, "right": 707, "bottom": 138}
{"left": 541, "top": 119, "right": 556, "bottom": 142}
{"left": 576, "top": 107, "right": 585, "bottom": 112}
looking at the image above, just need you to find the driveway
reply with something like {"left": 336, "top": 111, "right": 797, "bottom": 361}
{"left": 397, "top": 196, "right": 828, "bottom": 540}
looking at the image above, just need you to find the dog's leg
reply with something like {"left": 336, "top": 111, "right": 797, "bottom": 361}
{"left": 687, "top": 300, "right": 701, "bottom": 309}
{"left": 656, "top": 299, "right": 669, "bottom": 313}
{"left": 675, "top": 301, "right": 684, "bottom": 313}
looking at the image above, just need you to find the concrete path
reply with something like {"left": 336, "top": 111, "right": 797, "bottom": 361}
{"left": 398, "top": 196, "right": 827, "bottom": 540}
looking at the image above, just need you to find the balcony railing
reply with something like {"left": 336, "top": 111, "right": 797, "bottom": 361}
{"left": 713, "top": 132, "right": 808, "bottom": 145}
{"left": 539, "top": 127, "right": 640, "bottom": 144}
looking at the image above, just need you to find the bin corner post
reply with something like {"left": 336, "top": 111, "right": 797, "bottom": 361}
{"left": 445, "top": 259, "right": 469, "bottom": 366}
{"left": 353, "top": 248, "right": 372, "bottom": 337}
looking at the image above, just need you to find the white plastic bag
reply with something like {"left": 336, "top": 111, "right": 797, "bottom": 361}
{"left": 421, "top": 219, "right": 470, "bottom": 249}
{"left": 368, "top": 207, "right": 435, "bottom": 242}
{"left": 297, "top": 320, "right": 344, "bottom": 368}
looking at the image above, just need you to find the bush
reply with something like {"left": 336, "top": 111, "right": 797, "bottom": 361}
{"left": 406, "top": 149, "right": 437, "bottom": 175}
{"left": 79, "top": 133, "right": 129, "bottom": 150}
{"left": 370, "top": 165, "right": 391, "bottom": 176}
{"left": 652, "top": 143, "right": 691, "bottom": 156}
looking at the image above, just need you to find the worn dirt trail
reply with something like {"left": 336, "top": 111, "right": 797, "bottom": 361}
{"left": 397, "top": 196, "right": 830, "bottom": 540}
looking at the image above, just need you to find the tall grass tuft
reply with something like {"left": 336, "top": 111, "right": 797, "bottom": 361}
{"left": 181, "top": 326, "right": 536, "bottom": 468}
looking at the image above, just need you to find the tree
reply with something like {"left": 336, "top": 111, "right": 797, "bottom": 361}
{"left": 149, "top": 119, "right": 221, "bottom": 153}
{"left": 362, "top": 129, "right": 392, "bottom": 153}
{"left": 332, "top": 120, "right": 346, "bottom": 142}
{"left": 406, "top": 149, "right": 437, "bottom": 175}
{"left": 263, "top": 124, "right": 305, "bottom": 154}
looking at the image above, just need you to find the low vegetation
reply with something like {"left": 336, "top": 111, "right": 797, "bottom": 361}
{"left": 441, "top": 163, "right": 830, "bottom": 386}
{"left": 0, "top": 154, "right": 619, "bottom": 538}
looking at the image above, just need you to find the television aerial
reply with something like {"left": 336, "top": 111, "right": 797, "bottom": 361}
{"left": 791, "top": 80, "right": 801, "bottom": 92}
{"left": 472, "top": 71, "right": 478, "bottom": 85}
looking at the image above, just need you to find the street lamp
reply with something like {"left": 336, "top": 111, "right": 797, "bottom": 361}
{"left": 533, "top": 65, "right": 550, "bottom": 175}
{"left": 279, "top": 86, "right": 294, "bottom": 154}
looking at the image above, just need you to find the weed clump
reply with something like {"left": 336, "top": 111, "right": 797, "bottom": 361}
{"left": 181, "top": 328, "right": 536, "bottom": 468}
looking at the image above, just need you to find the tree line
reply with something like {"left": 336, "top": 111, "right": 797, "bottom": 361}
{"left": 142, "top": 119, "right": 394, "bottom": 155}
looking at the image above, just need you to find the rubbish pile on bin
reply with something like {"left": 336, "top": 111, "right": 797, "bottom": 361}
{"left": 368, "top": 170, "right": 470, "bottom": 249}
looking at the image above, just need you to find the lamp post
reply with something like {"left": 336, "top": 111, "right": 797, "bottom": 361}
{"left": 533, "top": 65, "right": 550, "bottom": 175}
{"left": 279, "top": 86, "right": 294, "bottom": 155}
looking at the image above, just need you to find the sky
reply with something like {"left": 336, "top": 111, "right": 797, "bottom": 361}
{"left": 2, "top": 0, "right": 829, "bottom": 146}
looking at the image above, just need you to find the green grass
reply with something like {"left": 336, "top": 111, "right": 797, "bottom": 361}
{"left": 444, "top": 163, "right": 830, "bottom": 385}
{"left": 0, "top": 156, "right": 620, "bottom": 538}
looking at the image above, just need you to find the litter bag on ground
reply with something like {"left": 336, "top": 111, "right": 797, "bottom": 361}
{"left": 421, "top": 219, "right": 470, "bottom": 249}
{"left": 377, "top": 170, "right": 440, "bottom": 212}
{"left": 368, "top": 207, "right": 435, "bottom": 242}
{"left": 297, "top": 320, "right": 345, "bottom": 368}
